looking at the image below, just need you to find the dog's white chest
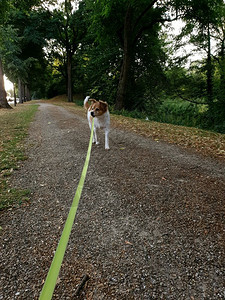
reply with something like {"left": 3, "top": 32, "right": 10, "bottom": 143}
{"left": 88, "top": 111, "right": 110, "bottom": 130}
{"left": 94, "top": 112, "right": 110, "bottom": 129}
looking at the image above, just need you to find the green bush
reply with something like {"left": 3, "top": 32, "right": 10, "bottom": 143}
{"left": 152, "top": 99, "right": 205, "bottom": 127}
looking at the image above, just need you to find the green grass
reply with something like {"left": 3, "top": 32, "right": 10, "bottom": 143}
{"left": 0, "top": 104, "right": 38, "bottom": 210}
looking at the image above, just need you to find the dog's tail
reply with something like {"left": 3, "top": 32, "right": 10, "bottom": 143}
{"left": 84, "top": 96, "right": 90, "bottom": 110}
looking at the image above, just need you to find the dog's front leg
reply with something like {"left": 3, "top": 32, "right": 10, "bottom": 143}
{"left": 93, "top": 128, "right": 99, "bottom": 145}
{"left": 92, "top": 134, "right": 96, "bottom": 144}
{"left": 105, "top": 129, "right": 109, "bottom": 150}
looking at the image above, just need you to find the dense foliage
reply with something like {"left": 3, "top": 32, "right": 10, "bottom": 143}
{"left": 0, "top": 0, "right": 224, "bottom": 132}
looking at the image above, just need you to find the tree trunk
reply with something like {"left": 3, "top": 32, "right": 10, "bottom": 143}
{"left": 116, "top": 50, "right": 132, "bottom": 110}
{"left": 13, "top": 83, "right": 17, "bottom": 107}
{"left": 219, "top": 38, "right": 225, "bottom": 103}
{"left": 0, "top": 58, "right": 12, "bottom": 109}
{"left": 206, "top": 23, "right": 213, "bottom": 106}
{"left": 67, "top": 52, "right": 73, "bottom": 102}
{"left": 23, "top": 84, "right": 26, "bottom": 102}
{"left": 115, "top": 6, "right": 133, "bottom": 110}
{"left": 24, "top": 85, "right": 31, "bottom": 101}
{"left": 18, "top": 79, "right": 24, "bottom": 104}
{"left": 25, "top": 85, "right": 31, "bottom": 101}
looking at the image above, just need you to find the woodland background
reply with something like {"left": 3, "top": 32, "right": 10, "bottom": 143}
{"left": 0, "top": 0, "right": 225, "bottom": 133}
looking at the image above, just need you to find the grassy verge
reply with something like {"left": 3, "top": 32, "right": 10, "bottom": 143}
{"left": 111, "top": 115, "right": 225, "bottom": 160}
{"left": 0, "top": 104, "right": 38, "bottom": 210}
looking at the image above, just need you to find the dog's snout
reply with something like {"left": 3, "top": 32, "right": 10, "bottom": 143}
{"left": 91, "top": 111, "right": 95, "bottom": 117}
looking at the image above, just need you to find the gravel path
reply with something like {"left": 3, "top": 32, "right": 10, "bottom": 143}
{"left": 1, "top": 103, "right": 225, "bottom": 299}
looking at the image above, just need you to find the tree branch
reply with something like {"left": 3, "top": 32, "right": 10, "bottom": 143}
{"left": 133, "top": 0, "right": 158, "bottom": 31}
{"left": 212, "top": 54, "right": 220, "bottom": 64}
{"left": 177, "top": 93, "right": 207, "bottom": 105}
{"left": 133, "top": 14, "right": 184, "bottom": 46}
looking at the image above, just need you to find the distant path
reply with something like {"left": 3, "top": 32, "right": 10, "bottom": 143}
{"left": 1, "top": 102, "right": 225, "bottom": 299}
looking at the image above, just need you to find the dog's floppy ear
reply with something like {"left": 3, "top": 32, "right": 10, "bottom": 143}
{"left": 99, "top": 100, "right": 108, "bottom": 112}
{"left": 89, "top": 98, "right": 97, "bottom": 103}
{"left": 99, "top": 100, "right": 108, "bottom": 107}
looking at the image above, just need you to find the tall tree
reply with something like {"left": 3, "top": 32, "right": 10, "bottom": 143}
{"left": 5, "top": 3, "right": 53, "bottom": 102}
{"left": 181, "top": 0, "right": 224, "bottom": 106}
{"left": 47, "top": 0, "right": 85, "bottom": 102}
{"left": 87, "top": 0, "right": 224, "bottom": 110}
{"left": 88, "top": 0, "right": 183, "bottom": 110}
{"left": 213, "top": 3, "right": 225, "bottom": 103}
{"left": 0, "top": 0, "right": 12, "bottom": 108}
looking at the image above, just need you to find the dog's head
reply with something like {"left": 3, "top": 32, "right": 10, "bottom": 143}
{"left": 89, "top": 99, "right": 108, "bottom": 117}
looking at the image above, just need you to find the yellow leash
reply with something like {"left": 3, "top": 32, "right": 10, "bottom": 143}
{"left": 39, "top": 120, "right": 94, "bottom": 299}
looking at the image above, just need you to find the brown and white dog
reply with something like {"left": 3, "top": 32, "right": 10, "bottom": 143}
{"left": 84, "top": 96, "right": 110, "bottom": 150}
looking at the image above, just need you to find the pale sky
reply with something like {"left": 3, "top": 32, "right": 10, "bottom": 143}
{"left": 4, "top": 75, "right": 13, "bottom": 92}
{"left": 168, "top": 19, "right": 217, "bottom": 66}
